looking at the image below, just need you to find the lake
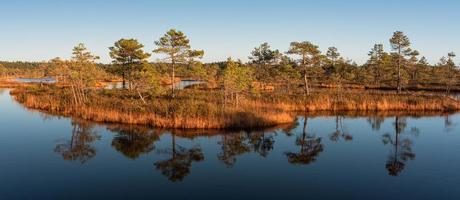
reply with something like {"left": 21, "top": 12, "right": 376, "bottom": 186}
{"left": 1, "top": 88, "right": 460, "bottom": 199}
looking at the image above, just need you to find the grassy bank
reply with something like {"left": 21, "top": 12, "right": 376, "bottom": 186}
{"left": 11, "top": 86, "right": 294, "bottom": 129}
{"left": 0, "top": 78, "right": 28, "bottom": 88}
{"left": 10, "top": 85, "right": 460, "bottom": 129}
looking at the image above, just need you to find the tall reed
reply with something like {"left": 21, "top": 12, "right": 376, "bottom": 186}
{"left": 10, "top": 86, "right": 460, "bottom": 129}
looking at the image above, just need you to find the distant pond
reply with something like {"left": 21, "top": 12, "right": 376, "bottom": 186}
{"left": 105, "top": 80, "right": 206, "bottom": 90}
{"left": 1, "top": 88, "right": 460, "bottom": 199}
{"left": 175, "top": 79, "right": 206, "bottom": 89}
{"left": 15, "top": 77, "right": 56, "bottom": 83}
{"left": 14, "top": 78, "right": 205, "bottom": 90}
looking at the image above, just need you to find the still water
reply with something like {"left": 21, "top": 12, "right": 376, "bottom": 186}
{"left": 15, "top": 77, "right": 56, "bottom": 83}
{"left": 1, "top": 88, "right": 460, "bottom": 199}
{"left": 105, "top": 80, "right": 206, "bottom": 90}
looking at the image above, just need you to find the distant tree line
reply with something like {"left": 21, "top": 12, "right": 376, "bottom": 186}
{"left": 0, "top": 61, "right": 45, "bottom": 77}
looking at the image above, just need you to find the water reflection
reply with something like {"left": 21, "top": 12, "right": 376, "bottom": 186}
{"left": 248, "top": 131, "right": 275, "bottom": 157}
{"left": 367, "top": 116, "right": 385, "bottom": 131}
{"left": 6, "top": 88, "right": 460, "bottom": 197}
{"left": 154, "top": 133, "right": 204, "bottom": 182}
{"left": 218, "top": 132, "right": 251, "bottom": 167}
{"left": 54, "top": 120, "right": 100, "bottom": 164}
{"left": 329, "top": 115, "right": 353, "bottom": 142}
{"left": 382, "top": 117, "right": 416, "bottom": 176}
{"left": 217, "top": 130, "right": 277, "bottom": 167}
{"left": 48, "top": 113, "right": 458, "bottom": 181}
{"left": 443, "top": 114, "right": 457, "bottom": 133}
{"left": 109, "top": 125, "right": 160, "bottom": 159}
{"left": 285, "top": 117, "right": 324, "bottom": 165}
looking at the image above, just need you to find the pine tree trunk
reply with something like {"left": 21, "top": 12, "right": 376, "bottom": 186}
{"left": 304, "top": 66, "right": 310, "bottom": 96}
{"left": 171, "top": 57, "right": 176, "bottom": 98}
{"left": 397, "top": 49, "right": 402, "bottom": 94}
{"left": 122, "top": 70, "right": 126, "bottom": 89}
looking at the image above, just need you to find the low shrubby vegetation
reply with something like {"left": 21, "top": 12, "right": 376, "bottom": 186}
{"left": 12, "top": 85, "right": 295, "bottom": 129}
{"left": 11, "top": 84, "right": 460, "bottom": 129}
{"left": 4, "top": 29, "right": 460, "bottom": 129}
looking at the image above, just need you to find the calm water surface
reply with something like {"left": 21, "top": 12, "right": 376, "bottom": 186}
{"left": 1, "top": 88, "right": 460, "bottom": 199}
{"left": 105, "top": 80, "right": 205, "bottom": 90}
{"left": 15, "top": 77, "right": 56, "bottom": 83}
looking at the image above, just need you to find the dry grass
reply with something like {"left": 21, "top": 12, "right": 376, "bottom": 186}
{"left": 11, "top": 86, "right": 295, "bottom": 129}
{"left": 0, "top": 78, "right": 29, "bottom": 88}
{"left": 251, "top": 91, "right": 460, "bottom": 112}
{"left": 10, "top": 85, "right": 460, "bottom": 129}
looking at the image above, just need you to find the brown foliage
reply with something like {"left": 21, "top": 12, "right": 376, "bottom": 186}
{"left": 10, "top": 86, "right": 460, "bottom": 129}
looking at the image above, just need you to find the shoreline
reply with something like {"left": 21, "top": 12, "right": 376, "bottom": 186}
{"left": 8, "top": 85, "right": 460, "bottom": 129}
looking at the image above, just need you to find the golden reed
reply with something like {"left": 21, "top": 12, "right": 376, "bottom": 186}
{"left": 10, "top": 87, "right": 460, "bottom": 129}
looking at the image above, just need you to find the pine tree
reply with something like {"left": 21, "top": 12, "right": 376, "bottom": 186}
{"left": 109, "top": 39, "right": 151, "bottom": 89}
{"left": 153, "top": 29, "right": 203, "bottom": 97}
{"left": 287, "top": 41, "right": 321, "bottom": 95}
{"left": 389, "top": 31, "right": 412, "bottom": 93}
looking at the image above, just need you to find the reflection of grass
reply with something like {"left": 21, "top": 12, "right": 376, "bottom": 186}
{"left": 11, "top": 86, "right": 460, "bottom": 129}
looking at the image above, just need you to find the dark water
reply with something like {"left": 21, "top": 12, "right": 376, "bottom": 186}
{"left": 1, "top": 88, "right": 460, "bottom": 199}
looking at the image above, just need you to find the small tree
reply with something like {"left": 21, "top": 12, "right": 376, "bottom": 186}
{"left": 68, "top": 43, "right": 105, "bottom": 104}
{"left": 287, "top": 41, "right": 321, "bottom": 95}
{"left": 325, "top": 47, "right": 343, "bottom": 83}
{"left": 275, "top": 55, "right": 300, "bottom": 93}
{"left": 326, "top": 47, "right": 340, "bottom": 68}
{"left": 414, "top": 57, "right": 431, "bottom": 84}
{"left": 45, "top": 57, "right": 69, "bottom": 82}
{"left": 222, "top": 58, "right": 253, "bottom": 105}
{"left": 135, "top": 63, "right": 165, "bottom": 103}
{"left": 109, "top": 39, "right": 151, "bottom": 89}
{"left": 438, "top": 52, "right": 457, "bottom": 94}
{"left": 183, "top": 49, "right": 206, "bottom": 81}
{"left": 389, "top": 31, "right": 412, "bottom": 93}
{"left": 407, "top": 50, "right": 420, "bottom": 85}
{"left": 44, "top": 44, "right": 105, "bottom": 105}
{"left": 71, "top": 43, "right": 102, "bottom": 86}
{"left": 249, "top": 42, "right": 281, "bottom": 88}
{"left": 367, "top": 44, "right": 386, "bottom": 85}
{"left": 153, "top": 29, "right": 203, "bottom": 96}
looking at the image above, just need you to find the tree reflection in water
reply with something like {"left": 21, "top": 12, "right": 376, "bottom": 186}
{"left": 52, "top": 114, "right": 425, "bottom": 178}
{"left": 443, "top": 114, "right": 456, "bottom": 133}
{"left": 278, "top": 119, "right": 299, "bottom": 137}
{"left": 382, "top": 117, "right": 416, "bottom": 176}
{"left": 218, "top": 132, "right": 251, "bottom": 167}
{"left": 54, "top": 120, "right": 100, "bottom": 164}
{"left": 110, "top": 125, "right": 160, "bottom": 159}
{"left": 217, "top": 130, "right": 276, "bottom": 167}
{"left": 285, "top": 116, "right": 324, "bottom": 165}
{"left": 367, "top": 116, "right": 385, "bottom": 131}
{"left": 247, "top": 131, "right": 275, "bottom": 157}
{"left": 154, "top": 133, "right": 204, "bottom": 182}
{"left": 329, "top": 115, "right": 353, "bottom": 142}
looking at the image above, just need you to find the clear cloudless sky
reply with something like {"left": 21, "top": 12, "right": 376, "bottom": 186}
{"left": 1, "top": 0, "right": 459, "bottom": 64}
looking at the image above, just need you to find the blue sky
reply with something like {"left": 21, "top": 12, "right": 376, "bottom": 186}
{"left": 1, "top": 0, "right": 459, "bottom": 64}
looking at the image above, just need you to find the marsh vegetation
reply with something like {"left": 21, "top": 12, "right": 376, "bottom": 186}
{"left": 3, "top": 30, "right": 460, "bottom": 129}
